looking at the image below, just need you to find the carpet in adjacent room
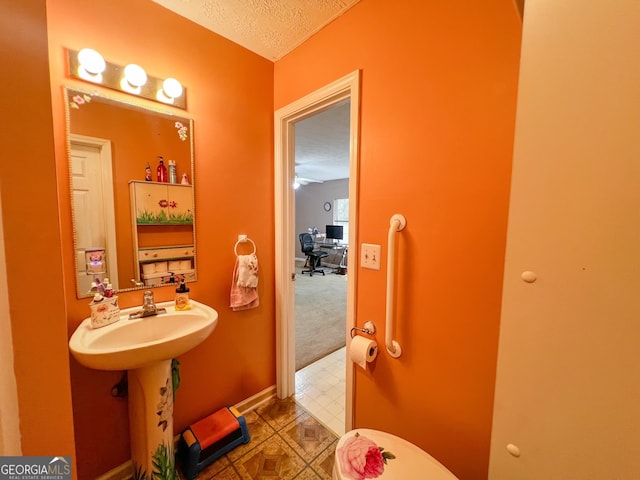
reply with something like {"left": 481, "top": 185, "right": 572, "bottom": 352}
{"left": 295, "top": 265, "right": 347, "bottom": 370}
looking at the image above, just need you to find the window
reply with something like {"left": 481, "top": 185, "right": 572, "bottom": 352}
{"left": 333, "top": 198, "right": 349, "bottom": 244}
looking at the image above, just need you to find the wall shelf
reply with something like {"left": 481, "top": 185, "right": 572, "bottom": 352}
{"left": 130, "top": 181, "right": 195, "bottom": 286}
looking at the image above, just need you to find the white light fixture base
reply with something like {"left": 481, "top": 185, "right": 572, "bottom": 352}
{"left": 67, "top": 48, "right": 187, "bottom": 110}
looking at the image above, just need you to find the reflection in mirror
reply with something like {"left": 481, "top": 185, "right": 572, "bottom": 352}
{"left": 65, "top": 87, "right": 196, "bottom": 298}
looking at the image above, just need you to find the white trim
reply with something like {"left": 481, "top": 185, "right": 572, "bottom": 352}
{"left": 95, "top": 461, "right": 133, "bottom": 480}
{"left": 0, "top": 188, "right": 22, "bottom": 454}
{"left": 274, "top": 70, "right": 361, "bottom": 433}
{"left": 69, "top": 134, "right": 119, "bottom": 292}
{"left": 233, "top": 385, "right": 277, "bottom": 414}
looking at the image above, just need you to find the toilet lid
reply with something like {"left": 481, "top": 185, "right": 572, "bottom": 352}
{"left": 334, "top": 429, "right": 458, "bottom": 479}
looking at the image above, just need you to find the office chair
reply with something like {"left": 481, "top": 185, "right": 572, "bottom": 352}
{"left": 299, "top": 233, "right": 328, "bottom": 276}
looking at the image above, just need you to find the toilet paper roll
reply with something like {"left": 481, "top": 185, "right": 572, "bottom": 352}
{"left": 141, "top": 263, "right": 155, "bottom": 275}
{"left": 155, "top": 261, "right": 168, "bottom": 273}
{"left": 349, "top": 335, "right": 378, "bottom": 369}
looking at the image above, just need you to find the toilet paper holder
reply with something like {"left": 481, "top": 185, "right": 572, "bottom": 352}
{"left": 350, "top": 321, "right": 376, "bottom": 338}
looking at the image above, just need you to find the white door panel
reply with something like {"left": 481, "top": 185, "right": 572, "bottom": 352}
{"left": 70, "top": 138, "right": 117, "bottom": 294}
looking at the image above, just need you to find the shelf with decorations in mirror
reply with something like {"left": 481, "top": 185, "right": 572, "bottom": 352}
{"left": 129, "top": 181, "right": 195, "bottom": 287}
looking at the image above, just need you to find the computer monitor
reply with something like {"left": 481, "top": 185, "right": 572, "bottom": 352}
{"left": 325, "top": 225, "right": 343, "bottom": 243}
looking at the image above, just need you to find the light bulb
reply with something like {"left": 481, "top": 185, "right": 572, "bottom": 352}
{"left": 77, "top": 48, "right": 105, "bottom": 74}
{"left": 124, "top": 64, "right": 147, "bottom": 87}
{"left": 162, "top": 78, "right": 183, "bottom": 99}
{"left": 77, "top": 48, "right": 105, "bottom": 82}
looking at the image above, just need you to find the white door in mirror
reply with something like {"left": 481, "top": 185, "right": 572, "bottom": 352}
{"left": 71, "top": 141, "right": 119, "bottom": 292}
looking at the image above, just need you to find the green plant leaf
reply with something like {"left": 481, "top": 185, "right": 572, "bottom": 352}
{"left": 133, "top": 462, "right": 149, "bottom": 480}
{"left": 171, "top": 359, "right": 180, "bottom": 402}
{"left": 151, "top": 443, "right": 178, "bottom": 480}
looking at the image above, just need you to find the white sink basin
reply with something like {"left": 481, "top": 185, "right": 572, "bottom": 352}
{"left": 69, "top": 300, "right": 218, "bottom": 371}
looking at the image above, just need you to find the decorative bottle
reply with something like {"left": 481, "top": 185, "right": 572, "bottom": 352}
{"left": 157, "top": 156, "right": 168, "bottom": 183}
{"left": 145, "top": 163, "right": 152, "bottom": 181}
{"left": 168, "top": 160, "right": 177, "bottom": 184}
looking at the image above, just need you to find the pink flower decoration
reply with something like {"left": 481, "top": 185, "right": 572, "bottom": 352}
{"left": 337, "top": 433, "right": 394, "bottom": 479}
{"left": 70, "top": 93, "right": 92, "bottom": 109}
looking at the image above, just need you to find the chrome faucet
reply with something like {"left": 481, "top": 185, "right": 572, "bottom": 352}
{"left": 142, "top": 290, "right": 157, "bottom": 314}
{"left": 128, "top": 290, "right": 167, "bottom": 319}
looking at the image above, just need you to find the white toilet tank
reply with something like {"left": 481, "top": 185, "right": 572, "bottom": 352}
{"left": 333, "top": 429, "right": 459, "bottom": 479}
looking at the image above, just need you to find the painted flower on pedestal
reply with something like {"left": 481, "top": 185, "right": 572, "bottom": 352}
{"left": 156, "top": 378, "right": 172, "bottom": 432}
{"left": 337, "top": 432, "right": 396, "bottom": 479}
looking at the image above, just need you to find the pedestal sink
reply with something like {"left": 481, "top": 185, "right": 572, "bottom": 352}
{"left": 69, "top": 300, "right": 218, "bottom": 480}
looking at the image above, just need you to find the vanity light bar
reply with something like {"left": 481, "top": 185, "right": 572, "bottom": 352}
{"left": 67, "top": 48, "right": 187, "bottom": 110}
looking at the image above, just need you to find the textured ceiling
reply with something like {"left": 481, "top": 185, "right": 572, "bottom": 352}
{"left": 294, "top": 99, "right": 351, "bottom": 183}
{"left": 152, "top": 0, "right": 355, "bottom": 183}
{"left": 151, "top": 0, "right": 360, "bottom": 61}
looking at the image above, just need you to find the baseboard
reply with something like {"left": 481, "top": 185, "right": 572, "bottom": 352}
{"left": 234, "top": 385, "right": 277, "bottom": 415}
{"left": 95, "top": 461, "right": 133, "bottom": 480}
{"left": 95, "top": 385, "right": 278, "bottom": 480}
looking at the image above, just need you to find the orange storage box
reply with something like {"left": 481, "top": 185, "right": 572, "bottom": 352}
{"left": 178, "top": 406, "right": 250, "bottom": 479}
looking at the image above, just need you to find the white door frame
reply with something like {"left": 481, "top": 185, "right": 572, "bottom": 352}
{"left": 274, "top": 70, "right": 361, "bottom": 431}
{"left": 0, "top": 189, "right": 21, "bottom": 454}
{"left": 69, "top": 134, "right": 119, "bottom": 292}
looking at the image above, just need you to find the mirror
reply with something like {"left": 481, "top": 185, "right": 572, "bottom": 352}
{"left": 65, "top": 87, "right": 196, "bottom": 298}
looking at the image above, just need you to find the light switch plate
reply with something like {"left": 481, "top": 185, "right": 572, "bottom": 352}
{"left": 361, "top": 243, "right": 381, "bottom": 270}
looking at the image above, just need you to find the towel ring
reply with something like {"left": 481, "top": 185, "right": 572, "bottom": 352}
{"left": 234, "top": 236, "right": 256, "bottom": 256}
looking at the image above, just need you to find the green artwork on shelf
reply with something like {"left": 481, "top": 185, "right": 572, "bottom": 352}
{"left": 136, "top": 209, "right": 193, "bottom": 225}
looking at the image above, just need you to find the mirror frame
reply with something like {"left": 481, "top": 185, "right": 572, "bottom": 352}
{"left": 64, "top": 86, "right": 196, "bottom": 298}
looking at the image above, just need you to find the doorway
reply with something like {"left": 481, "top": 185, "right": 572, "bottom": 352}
{"left": 293, "top": 100, "right": 351, "bottom": 434}
{"left": 274, "top": 70, "right": 361, "bottom": 433}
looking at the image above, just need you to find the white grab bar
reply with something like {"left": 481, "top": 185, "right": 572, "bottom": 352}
{"left": 386, "top": 214, "right": 406, "bottom": 358}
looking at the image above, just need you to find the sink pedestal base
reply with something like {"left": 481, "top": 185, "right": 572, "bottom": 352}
{"left": 128, "top": 359, "right": 176, "bottom": 480}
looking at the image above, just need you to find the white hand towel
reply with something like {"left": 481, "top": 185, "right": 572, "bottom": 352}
{"left": 230, "top": 255, "right": 259, "bottom": 311}
{"left": 236, "top": 253, "right": 259, "bottom": 288}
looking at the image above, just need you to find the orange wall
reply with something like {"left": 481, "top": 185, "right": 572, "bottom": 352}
{"left": 46, "top": 0, "right": 275, "bottom": 477}
{"left": 0, "top": 0, "right": 76, "bottom": 464}
{"left": 275, "top": 1, "right": 522, "bottom": 478}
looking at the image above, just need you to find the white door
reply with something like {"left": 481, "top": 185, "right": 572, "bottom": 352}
{"left": 71, "top": 139, "right": 118, "bottom": 293}
{"left": 0, "top": 192, "right": 21, "bottom": 454}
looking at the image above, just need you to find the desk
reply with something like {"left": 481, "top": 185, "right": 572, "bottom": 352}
{"left": 316, "top": 243, "right": 348, "bottom": 271}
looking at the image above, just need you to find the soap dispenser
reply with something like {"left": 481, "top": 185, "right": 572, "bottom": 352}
{"left": 175, "top": 278, "right": 191, "bottom": 311}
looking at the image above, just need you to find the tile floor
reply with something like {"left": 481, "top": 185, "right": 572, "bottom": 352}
{"left": 178, "top": 396, "right": 338, "bottom": 479}
{"left": 177, "top": 351, "right": 346, "bottom": 479}
{"left": 294, "top": 348, "right": 346, "bottom": 437}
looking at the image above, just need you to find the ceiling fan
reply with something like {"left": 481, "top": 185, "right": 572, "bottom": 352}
{"left": 293, "top": 176, "right": 324, "bottom": 189}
